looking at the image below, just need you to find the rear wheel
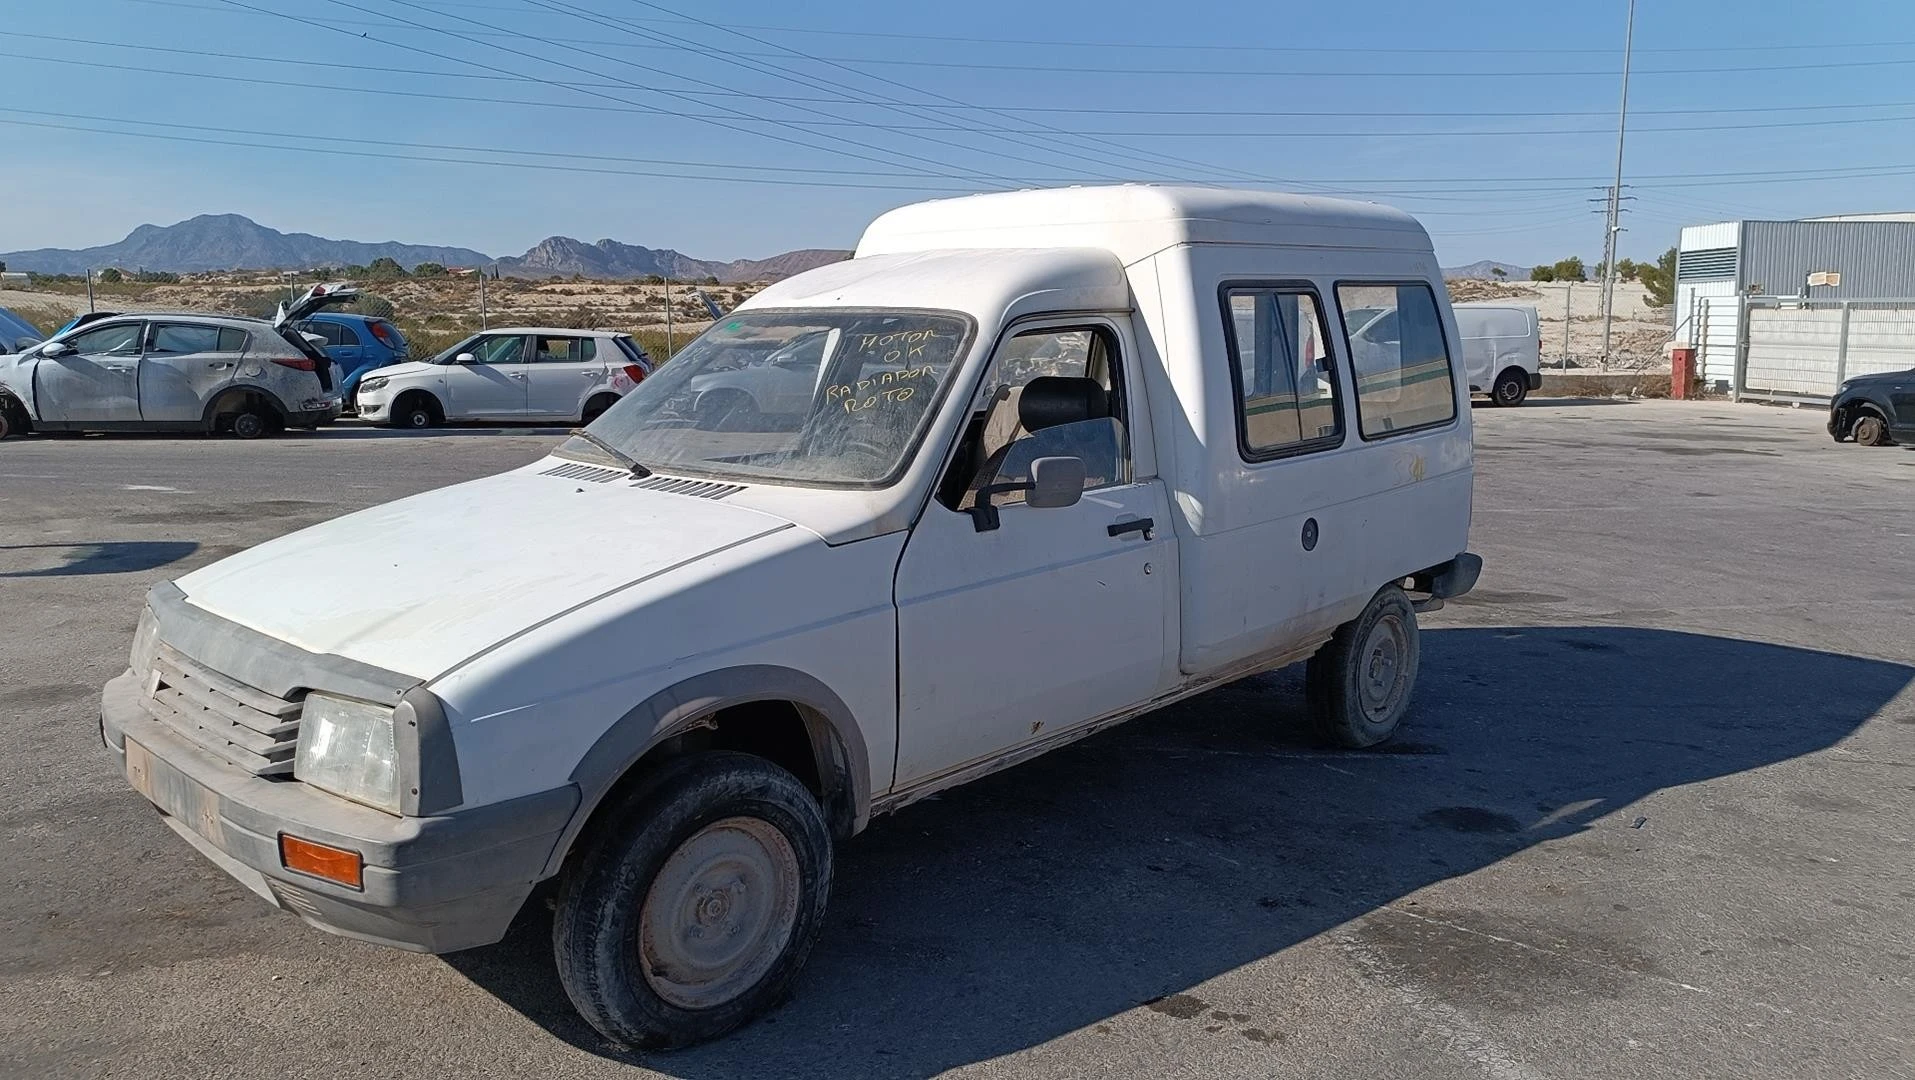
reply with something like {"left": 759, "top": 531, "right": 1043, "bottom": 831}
{"left": 1306, "top": 586, "right": 1420, "bottom": 748}
{"left": 228, "top": 408, "right": 270, "bottom": 440}
{"left": 582, "top": 393, "right": 619, "bottom": 425}
{"left": 1852, "top": 412, "right": 1893, "bottom": 447}
{"left": 553, "top": 752, "right": 832, "bottom": 1049}
{"left": 1490, "top": 369, "right": 1529, "bottom": 407}
{"left": 0, "top": 396, "right": 24, "bottom": 440}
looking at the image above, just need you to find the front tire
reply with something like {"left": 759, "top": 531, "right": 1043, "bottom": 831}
{"left": 1306, "top": 585, "right": 1421, "bottom": 748}
{"left": 1852, "top": 412, "right": 1893, "bottom": 447}
{"left": 553, "top": 752, "right": 833, "bottom": 1049}
{"left": 1490, "top": 369, "right": 1529, "bottom": 407}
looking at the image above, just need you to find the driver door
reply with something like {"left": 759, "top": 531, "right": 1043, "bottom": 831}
{"left": 442, "top": 334, "right": 531, "bottom": 419}
{"left": 891, "top": 320, "right": 1174, "bottom": 788}
{"left": 37, "top": 321, "right": 145, "bottom": 422}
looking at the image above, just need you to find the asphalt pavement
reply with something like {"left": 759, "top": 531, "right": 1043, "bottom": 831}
{"left": 1, "top": 402, "right": 1911, "bottom": 1079}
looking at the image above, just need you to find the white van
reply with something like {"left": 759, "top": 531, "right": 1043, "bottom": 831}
{"left": 1451, "top": 302, "right": 1542, "bottom": 405}
{"left": 102, "top": 186, "right": 1480, "bottom": 1048}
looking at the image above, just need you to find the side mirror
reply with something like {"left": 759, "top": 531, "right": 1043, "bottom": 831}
{"left": 1026, "top": 455, "right": 1087, "bottom": 509}
{"left": 454, "top": 352, "right": 477, "bottom": 365}
{"left": 968, "top": 454, "right": 1086, "bottom": 531}
{"left": 40, "top": 341, "right": 73, "bottom": 358}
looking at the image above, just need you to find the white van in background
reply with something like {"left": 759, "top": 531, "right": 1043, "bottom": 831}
{"left": 1453, "top": 303, "right": 1541, "bottom": 406}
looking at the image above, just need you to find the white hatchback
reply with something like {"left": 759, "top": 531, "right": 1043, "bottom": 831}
{"left": 355, "top": 327, "right": 655, "bottom": 428}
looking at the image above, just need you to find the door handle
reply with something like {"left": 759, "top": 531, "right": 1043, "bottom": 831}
{"left": 1108, "top": 517, "right": 1154, "bottom": 540}
{"left": 583, "top": 370, "right": 601, "bottom": 378}
{"left": 508, "top": 372, "right": 527, "bottom": 380}
{"left": 210, "top": 362, "right": 234, "bottom": 370}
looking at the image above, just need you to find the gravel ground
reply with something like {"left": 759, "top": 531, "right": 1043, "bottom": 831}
{"left": 1, "top": 402, "right": 1910, "bottom": 1079}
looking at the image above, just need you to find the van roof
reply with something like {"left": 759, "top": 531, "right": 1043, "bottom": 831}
{"left": 857, "top": 185, "right": 1431, "bottom": 265}
{"left": 743, "top": 247, "right": 1131, "bottom": 322}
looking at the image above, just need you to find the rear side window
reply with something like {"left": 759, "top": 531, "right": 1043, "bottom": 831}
{"left": 532, "top": 335, "right": 595, "bottom": 362}
{"left": 614, "top": 335, "right": 653, "bottom": 370}
{"left": 218, "top": 327, "right": 248, "bottom": 352}
{"left": 149, "top": 323, "right": 222, "bottom": 354}
{"left": 1221, "top": 286, "right": 1342, "bottom": 458}
{"left": 1336, "top": 283, "right": 1457, "bottom": 438}
{"left": 330, "top": 321, "right": 362, "bottom": 347}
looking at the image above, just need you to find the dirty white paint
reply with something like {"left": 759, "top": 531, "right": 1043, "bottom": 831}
{"left": 122, "top": 485, "right": 183, "bottom": 492}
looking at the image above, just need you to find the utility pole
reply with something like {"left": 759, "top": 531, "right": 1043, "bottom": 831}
{"left": 479, "top": 267, "right": 489, "bottom": 329}
{"left": 1563, "top": 281, "right": 1573, "bottom": 369}
{"left": 86, "top": 268, "right": 96, "bottom": 313}
{"left": 1598, "top": 0, "right": 1637, "bottom": 367}
{"left": 664, "top": 274, "right": 675, "bottom": 357}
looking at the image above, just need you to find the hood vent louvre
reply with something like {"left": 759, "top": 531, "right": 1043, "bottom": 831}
{"left": 632, "top": 476, "right": 745, "bottom": 500}
{"left": 540, "top": 461, "right": 624, "bottom": 483}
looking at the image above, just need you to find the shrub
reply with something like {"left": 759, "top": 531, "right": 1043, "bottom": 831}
{"left": 412, "top": 262, "right": 447, "bottom": 278}
{"left": 97, "top": 267, "right": 124, "bottom": 284}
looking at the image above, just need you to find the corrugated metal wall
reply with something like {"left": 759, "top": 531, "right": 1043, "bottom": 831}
{"left": 1742, "top": 221, "right": 1915, "bottom": 298}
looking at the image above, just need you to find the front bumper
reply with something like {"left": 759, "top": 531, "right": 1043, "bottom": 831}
{"left": 102, "top": 670, "right": 577, "bottom": 953}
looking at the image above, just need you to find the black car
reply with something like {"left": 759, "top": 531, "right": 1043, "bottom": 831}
{"left": 1828, "top": 367, "right": 1915, "bottom": 447}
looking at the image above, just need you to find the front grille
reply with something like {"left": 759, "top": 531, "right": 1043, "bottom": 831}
{"left": 141, "top": 645, "right": 302, "bottom": 777}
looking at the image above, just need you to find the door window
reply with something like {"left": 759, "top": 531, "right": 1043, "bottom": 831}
{"left": 471, "top": 335, "right": 527, "bottom": 364}
{"left": 532, "top": 335, "right": 595, "bottom": 362}
{"left": 1335, "top": 283, "right": 1458, "bottom": 438}
{"left": 1222, "top": 287, "right": 1342, "bottom": 457}
{"left": 148, "top": 323, "right": 222, "bottom": 354}
{"left": 940, "top": 325, "right": 1128, "bottom": 511}
{"left": 327, "top": 322, "right": 362, "bottom": 347}
{"left": 218, "top": 327, "right": 249, "bottom": 352}
{"left": 67, "top": 323, "right": 143, "bottom": 355}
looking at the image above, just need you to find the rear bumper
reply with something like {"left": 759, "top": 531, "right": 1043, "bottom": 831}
{"left": 1527, "top": 371, "right": 1544, "bottom": 391}
{"left": 102, "top": 669, "right": 577, "bottom": 953}
{"left": 287, "top": 399, "right": 343, "bottom": 427}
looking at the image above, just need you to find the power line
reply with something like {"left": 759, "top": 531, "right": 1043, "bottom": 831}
{"left": 213, "top": 0, "right": 1026, "bottom": 189}
{"left": 27, "top": 31, "right": 1915, "bottom": 124}
{"left": 591, "top": 0, "right": 1286, "bottom": 188}
{"left": 105, "top": 0, "right": 1915, "bottom": 58}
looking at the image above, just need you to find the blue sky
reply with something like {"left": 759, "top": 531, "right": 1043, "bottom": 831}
{"left": 5, "top": 0, "right": 1915, "bottom": 265}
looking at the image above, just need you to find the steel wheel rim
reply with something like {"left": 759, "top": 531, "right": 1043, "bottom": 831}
{"left": 1357, "top": 613, "right": 1410, "bottom": 722}
{"left": 233, "top": 414, "right": 263, "bottom": 438}
{"left": 638, "top": 815, "right": 800, "bottom": 1011}
{"left": 407, "top": 410, "right": 429, "bottom": 428}
{"left": 1498, "top": 380, "right": 1522, "bottom": 405}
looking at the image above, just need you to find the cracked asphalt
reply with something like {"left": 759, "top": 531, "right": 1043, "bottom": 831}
{"left": 1, "top": 401, "right": 1911, "bottom": 1079}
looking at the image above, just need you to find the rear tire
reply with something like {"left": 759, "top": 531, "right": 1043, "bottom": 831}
{"left": 582, "top": 393, "right": 619, "bottom": 426}
{"left": 1490, "top": 369, "right": 1529, "bottom": 407}
{"left": 1306, "top": 585, "right": 1420, "bottom": 749}
{"left": 553, "top": 751, "right": 833, "bottom": 1049}
{"left": 1852, "top": 412, "right": 1893, "bottom": 447}
{"left": 228, "top": 409, "right": 269, "bottom": 440}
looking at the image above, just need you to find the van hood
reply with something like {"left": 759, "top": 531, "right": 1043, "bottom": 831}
{"left": 174, "top": 466, "right": 796, "bottom": 681}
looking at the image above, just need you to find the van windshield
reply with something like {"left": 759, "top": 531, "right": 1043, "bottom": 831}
{"left": 556, "top": 310, "right": 972, "bottom": 487}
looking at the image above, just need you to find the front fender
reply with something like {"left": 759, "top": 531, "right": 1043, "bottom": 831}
{"left": 540, "top": 665, "right": 872, "bottom": 877}
{"left": 0, "top": 357, "right": 40, "bottom": 418}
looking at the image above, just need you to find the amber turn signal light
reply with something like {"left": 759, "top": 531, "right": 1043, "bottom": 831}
{"left": 279, "top": 834, "right": 364, "bottom": 890}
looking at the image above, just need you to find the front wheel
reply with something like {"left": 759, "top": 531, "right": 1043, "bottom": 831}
{"left": 553, "top": 752, "right": 833, "bottom": 1049}
{"left": 1490, "top": 369, "right": 1529, "bottom": 407}
{"left": 1852, "top": 413, "right": 1893, "bottom": 447}
{"left": 1305, "top": 585, "right": 1421, "bottom": 748}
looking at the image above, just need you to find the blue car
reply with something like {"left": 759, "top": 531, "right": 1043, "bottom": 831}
{"left": 0, "top": 306, "right": 45, "bottom": 355}
{"left": 292, "top": 312, "right": 409, "bottom": 409}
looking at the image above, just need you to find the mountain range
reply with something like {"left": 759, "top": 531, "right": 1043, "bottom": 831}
{"left": 0, "top": 214, "right": 849, "bottom": 283}
{"left": 1440, "top": 260, "right": 1529, "bottom": 281}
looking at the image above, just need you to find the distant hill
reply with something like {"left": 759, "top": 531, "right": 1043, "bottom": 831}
{"left": 1, "top": 214, "right": 849, "bottom": 283}
{"left": 1442, "top": 260, "right": 1528, "bottom": 281}
{"left": 494, "top": 238, "right": 849, "bottom": 283}
{"left": 1, "top": 214, "right": 490, "bottom": 275}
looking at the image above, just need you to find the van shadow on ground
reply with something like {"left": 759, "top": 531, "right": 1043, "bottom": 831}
{"left": 444, "top": 626, "right": 1912, "bottom": 1077}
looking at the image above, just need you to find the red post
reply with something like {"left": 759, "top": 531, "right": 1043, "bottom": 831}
{"left": 1668, "top": 346, "right": 1698, "bottom": 399}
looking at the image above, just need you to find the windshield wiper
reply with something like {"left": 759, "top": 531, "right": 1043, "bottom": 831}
{"left": 568, "top": 428, "right": 652, "bottom": 478}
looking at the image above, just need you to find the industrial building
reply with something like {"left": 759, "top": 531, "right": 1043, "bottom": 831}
{"left": 1677, "top": 215, "right": 1915, "bottom": 400}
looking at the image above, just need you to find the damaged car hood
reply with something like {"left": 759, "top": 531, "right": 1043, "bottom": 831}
{"left": 174, "top": 466, "right": 795, "bottom": 680}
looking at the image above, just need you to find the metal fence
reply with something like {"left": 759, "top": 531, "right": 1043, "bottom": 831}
{"left": 1693, "top": 295, "right": 1915, "bottom": 402}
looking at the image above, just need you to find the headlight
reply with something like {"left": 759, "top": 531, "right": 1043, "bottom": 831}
{"left": 358, "top": 376, "right": 389, "bottom": 394}
{"left": 295, "top": 694, "right": 400, "bottom": 813}
{"left": 129, "top": 605, "right": 160, "bottom": 678}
